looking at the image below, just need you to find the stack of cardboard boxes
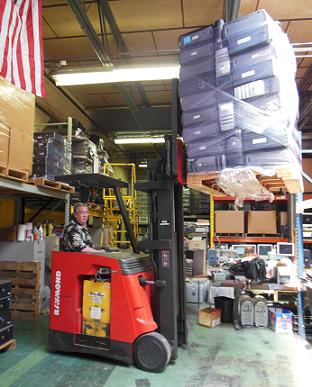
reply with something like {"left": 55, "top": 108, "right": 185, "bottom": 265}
{"left": 215, "top": 210, "right": 287, "bottom": 235}
{"left": 0, "top": 77, "right": 34, "bottom": 174}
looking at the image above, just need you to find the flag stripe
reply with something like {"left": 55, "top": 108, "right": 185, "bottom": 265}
{"left": 0, "top": 0, "right": 12, "bottom": 71}
{"left": 12, "top": 1, "right": 24, "bottom": 88}
{"left": 0, "top": 0, "right": 45, "bottom": 96}
{"left": 32, "top": 0, "right": 41, "bottom": 96}
{"left": 20, "top": 0, "right": 32, "bottom": 92}
{"left": 5, "top": 2, "right": 20, "bottom": 82}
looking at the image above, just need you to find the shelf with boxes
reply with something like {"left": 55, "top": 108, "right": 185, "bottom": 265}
{"left": 214, "top": 210, "right": 288, "bottom": 238}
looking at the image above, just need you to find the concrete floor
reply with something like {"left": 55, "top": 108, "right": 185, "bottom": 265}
{"left": 0, "top": 307, "right": 311, "bottom": 387}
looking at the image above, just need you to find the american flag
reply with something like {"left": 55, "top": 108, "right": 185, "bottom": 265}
{"left": 0, "top": 0, "right": 45, "bottom": 96}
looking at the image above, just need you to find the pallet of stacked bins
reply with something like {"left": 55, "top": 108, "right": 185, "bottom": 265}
{"left": 0, "top": 279, "right": 15, "bottom": 351}
{"left": 0, "top": 262, "right": 40, "bottom": 320}
{"left": 178, "top": 10, "right": 302, "bottom": 197}
{"left": 32, "top": 132, "right": 71, "bottom": 179}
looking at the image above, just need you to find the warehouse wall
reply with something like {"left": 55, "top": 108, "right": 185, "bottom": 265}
{"left": 34, "top": 107, "right": 51, "bottom": 132}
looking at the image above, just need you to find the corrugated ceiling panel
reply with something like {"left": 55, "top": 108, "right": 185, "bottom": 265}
{"left": 44, "top": 37, "right": 97, "bottom": 61}
{"left": 103, "top": 93, "right": 141, "bottom": 106}
{"left": 42, "top": 18, "right": 57, "bottom": 38}
{"left": 183, "top": 0, "right": 223, "bottom": 27}
{"left": 145, "top": 91, "right": 171, "bottom": 105}
{"left": 66, "top": 84, "right": 119, "bottom": 95}
{"left": 300, "top": 57, "right": 312, "bottom": 67}
{"left": 43, "top": 5, "right": 84, "bottom": 37}
{"left": 109, "top": 0, "right": 183, "bottom": 32}
{"left": 122, "top": 32, "right": 156, "bottom": 55}
{"left": 43, "top": 1, "right": 66, "bottom": 5}
{"left": 76, "top": 94, "right": 108, "bottom": 108}
{"left": 141, "top": 81, "right": 166, "bottom": 91}
{"left": 239, "top": 0, "right": 258, "bottom": 16}
{"left": 296, "top": 67, "right": 308, "bottom": 78}
{"left": 154, "top": 28, "right": 193, "bottom": 51}
{"left": 286, "top": 20, "right": 312, "bottom": 43}
{"left": 258, "top": 0, "right": 312, "bottom": 19}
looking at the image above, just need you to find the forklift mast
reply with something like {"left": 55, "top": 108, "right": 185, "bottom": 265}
{"left": 56, "top": 79, "right": 187, "bottom": 360}
{"left": 136, "top": 79, "right": 187, "bottom": 357}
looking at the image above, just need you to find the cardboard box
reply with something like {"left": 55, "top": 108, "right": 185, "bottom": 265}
{"left": 0, "top": 122, "right": 10, "bottom": 166}
{"left": 9, "top": 128, "right": 33, "bottom": 172}
{"left": 0, "top": 227, "right": 17, "bottom": 241}
{"left": 247, "top": 211, "right": 277, "bottom": 234}
{"left": 215, "top": 211, "right": 245, "bottom": 234}
{"left": 0, "top": 77, "right": 35, "bottom": 133}
{"left": 199, "top": 307, "right": 221, "bottom": 328}
{"left": 278, "top": 211, "right": 288, "bottom": 226}
{"left": 303, "top": 158, "right": 312, "bottom": 193}
{"left": 188, "top": 239, "right": 207, "bottom": 251}
{"left": 0, "top": 77, "right": 34, "bottom": 172}
{"left": 269, "top": 307, "right": 293, "bottom": 334}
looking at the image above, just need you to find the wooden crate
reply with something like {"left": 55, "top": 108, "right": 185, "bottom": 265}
{"left": 0, "top": 262, "right": 40, "bottom": 320}
{"left": 187, "top": 167, "right": 303, "bottom": 197}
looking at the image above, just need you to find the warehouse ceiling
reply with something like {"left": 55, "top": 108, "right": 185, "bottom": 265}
{"left": 39, "top": 0, "right": 312, "bottom": 160}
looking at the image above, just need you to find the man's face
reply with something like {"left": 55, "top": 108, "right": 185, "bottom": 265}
{"left": 75, "top": 206, "right": 89, "bottom": 226}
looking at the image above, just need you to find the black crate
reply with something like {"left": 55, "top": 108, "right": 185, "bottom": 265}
{"left": 0, "top": 324, "right": 13, "bottom": 347}
{"left": 0, "top": 280, "right": 11, "bottom": 299}
{"left": 0, "top": 296, "right": 12, "bottom": 330}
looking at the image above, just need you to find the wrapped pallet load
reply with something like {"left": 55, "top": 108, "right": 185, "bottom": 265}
{"left": 179, "top": 10, "right": 302, "bottom": 206}
{"left": 0, "top": 77, "right": 35, "bottom": 174}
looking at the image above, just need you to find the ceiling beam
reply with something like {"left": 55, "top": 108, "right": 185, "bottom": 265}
{"left": 223, "top": 0, "right": 241, "bottom": 22}
{"left": 98, "top": 0, "right": 150, "bottom": 108}
{"left": 66, "top": 0, "right": 143, "bottom": 130}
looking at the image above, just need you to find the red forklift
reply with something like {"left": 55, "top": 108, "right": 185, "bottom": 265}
{"left": 49, "top": 81, "right": 187, "bottom": 372}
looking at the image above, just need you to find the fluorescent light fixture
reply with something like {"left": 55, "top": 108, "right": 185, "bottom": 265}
{"left": 53, "top": 65, "right": 180, "bottom": 86}
{"left": 139, "top": 163, "right": 148, "bottom": 168}
{"left": 114, "top": 137, "right": 165, "bottom": 144}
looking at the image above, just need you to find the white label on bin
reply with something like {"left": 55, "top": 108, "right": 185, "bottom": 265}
{"left": 192, "top": 35, "right": 199, "bottom": 41}
{"left": 193, "top": 114, "right": 200, "bottom": 120}
{"left": 252, "top": 137, "right": 267, "bottom": 144}
{"left": 237, "top": 36, "right": 251, "bottom": 45}
{"left": 91, "top": 306, "right": 101, "bottom": 320}
{"left": 191, "top": 51, "right": 198, "bottom": 56}
{"left": 241, "top": 69, "right": 255, "bottom": 79}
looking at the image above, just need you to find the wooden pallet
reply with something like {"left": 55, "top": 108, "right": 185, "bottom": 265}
{"left": 0, "top": 262, "right": 40, "bottom": 320}
{"left": 0, "top": 165, "right": 28, "bottom": 182}
{"left": 0, "top": 339, "right": 16, "bottom": 352}
{"left": 31, "top": 177, "right": 75, "bottom": 193}
{"left": 187, "top": 167, "right": 303, "bottom": 197}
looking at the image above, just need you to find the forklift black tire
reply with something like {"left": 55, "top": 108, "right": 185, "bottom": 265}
{"left": 134, "top": 332, "right": 171, "bottom": 373}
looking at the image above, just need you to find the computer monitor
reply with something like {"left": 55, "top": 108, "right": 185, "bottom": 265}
{"left": 276, "top": 242, "right": 294, "bottom": 257}
{"left": 230, "top": 244, "right": 257, "bottom": 256}
{"left": 257, "top": 244, "right": 274, "bottom": 258}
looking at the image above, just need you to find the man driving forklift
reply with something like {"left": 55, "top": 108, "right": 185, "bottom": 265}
{"left": 61, "top": 202, "right": 105, "bottom": 253}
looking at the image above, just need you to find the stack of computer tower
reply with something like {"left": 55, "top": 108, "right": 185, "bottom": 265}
{"left": 32, "top": 133, "right": 71, "bottom": 179}
{"left": 0, "top": 280, "right": 13, "bottom": 347}
{"left": 178, "top": 10, "right": 301, "bottom": 174}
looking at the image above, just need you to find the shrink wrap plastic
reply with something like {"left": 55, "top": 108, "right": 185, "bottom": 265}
{"left": 179, "top": 10, "right": 302, "bottom": 202}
